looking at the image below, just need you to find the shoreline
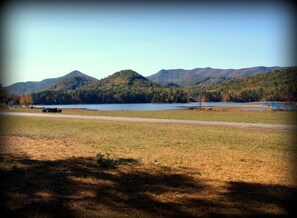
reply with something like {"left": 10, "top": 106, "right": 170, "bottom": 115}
{"left": 10, "top": 101, "right": 296, "bottom": 112}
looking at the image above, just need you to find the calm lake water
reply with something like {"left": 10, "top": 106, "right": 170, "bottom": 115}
{"left": 33, "top": 102, "right": 296, "bottom": 111}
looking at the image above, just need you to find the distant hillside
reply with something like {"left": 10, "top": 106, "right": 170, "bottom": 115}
{"left": 89, "top": 69, "right": 160, "bottom": 89}
{"left": 186, "top": 67, "right": 297, "bottom": 102}
{"left": 7, "top": 66, "right": 283, "bottom": 95}
{"left": 49, "top": 76, "right": 96, "bottom": 91}
{"left": 6, "top": 80, "right": 58, "bottom": 96}
{"left": 5, "top": 67, "right": 296, "bottom": 105}
{"left": 6, "top": 70, "right": 97, "bottom": 95}
{"left": 148, "top": 66, "right": 282, "bottom": 86}
{"left": 31, "top": 69, "right": 187, "bottom": 104}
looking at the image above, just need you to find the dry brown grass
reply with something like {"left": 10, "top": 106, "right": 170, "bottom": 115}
{"left": 3, "top": 106, "right": 297, "bottom": 124}
{"left": 1, "top": 116, "right": 296, "bottom": 217}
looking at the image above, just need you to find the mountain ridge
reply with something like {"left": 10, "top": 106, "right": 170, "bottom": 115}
{"left": 147, "top": 66, "right": 282, "bottom": 86}
{"left": 30, "top": 69, "right": 187, "bottom": 104}
{"left": 199, "top": 67, "right": 297, "bottom": 102}
{"left": 2, "top": 67, "right": 296, "bottom": 104}
{"left": 5, "top": 66, "right": 285, "bottom": 95}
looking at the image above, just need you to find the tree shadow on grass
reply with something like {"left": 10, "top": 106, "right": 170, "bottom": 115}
{"left": 219, "top": 181, "right": 297, "bottom": 217}
{"left": 0, "top": 153, "right": 296, "bottom": 217}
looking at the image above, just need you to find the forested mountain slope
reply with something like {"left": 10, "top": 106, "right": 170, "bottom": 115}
{"left": 6, "top": 70, "right": 97, "bottom": 95}
{"left": 4, "top": 67, "right": 296, "bottom": 105}
{"left": 148, "top": 66, "right": 281, "bottom": 86}
{"left": 185, "top": 67, "right": 297, "bottom": 102}
{"left": 31, "top": 70, "right": 188, "bottom": 104}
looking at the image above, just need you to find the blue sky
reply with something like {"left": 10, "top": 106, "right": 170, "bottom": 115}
{"left": 2, "top": 2, "right": 295, "bottom": 86}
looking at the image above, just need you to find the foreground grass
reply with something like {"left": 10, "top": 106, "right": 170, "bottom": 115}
{"left": 4, "top": 107, "right": 297, "bottom": 125}
{"left": 1, "top": 116, "right": 296, "bottom": 217}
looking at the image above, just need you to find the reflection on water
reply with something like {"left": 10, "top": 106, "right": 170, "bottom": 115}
{"left": 33, "top": 102, "right": 297, "bottom": 111}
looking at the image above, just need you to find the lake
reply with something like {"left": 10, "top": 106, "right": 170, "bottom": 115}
{"left": 32, "top": 102, "right": 296, "bottom": 111}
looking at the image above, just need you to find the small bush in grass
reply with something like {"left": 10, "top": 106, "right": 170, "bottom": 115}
{"left": 96, "top": 153, "right": 117, "bottom": 168}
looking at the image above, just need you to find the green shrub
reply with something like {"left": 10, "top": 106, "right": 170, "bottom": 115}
{"left": 96, "top": 153, "right": 117, "bottom": 168}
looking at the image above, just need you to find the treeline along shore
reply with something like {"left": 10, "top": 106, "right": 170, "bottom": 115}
{"left": 1, "top": 67, "right": 296, "bottom": 106}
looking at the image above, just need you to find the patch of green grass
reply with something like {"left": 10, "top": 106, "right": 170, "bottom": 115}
{"left": 2, "top": 116, "right": 295, "bottom": 156}
{"left": 1, "top": 115, "right": 296, "bottom": 217}
{"left": 2, "top": 115, "right": 296, "bottom": 185}
{"left": 2, "top": 107, "right": 297, "bottom": 125}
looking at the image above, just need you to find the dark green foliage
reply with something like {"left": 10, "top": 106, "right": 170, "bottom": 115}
{"left": 185, "top": 67, "right": 297, "bottom": 102}
{"left": 14, "top": 68, "right": 297, "bottom": 105}
{"left": 31, "top": 70, "right": 188, "bottom": 104}
{"left": 0, "top": 83, "right": 7, "bottom": 104}
{"left": 0, "top": 84, "right": 21, "bottom": 107}
{"left": 49, "top": 76, "right": 95, "bottom": 91}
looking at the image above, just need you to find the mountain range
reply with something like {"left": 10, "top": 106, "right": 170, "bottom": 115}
{"left": 5, "top": 66, "right": 283, "bottom": 96}
{"left": 2, "top": 66, "right": 296, "bottom": 104}
{"left": 147, "top": 66, "right": 281, "bottom": 86}
{"left": 29, "top": 70, "right": 185, "bottom": 104}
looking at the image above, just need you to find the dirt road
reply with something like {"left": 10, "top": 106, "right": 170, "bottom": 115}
{"left": 0, "top": 111, "right": 296, "bottom": 130}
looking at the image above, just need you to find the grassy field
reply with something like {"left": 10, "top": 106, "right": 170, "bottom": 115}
{"left": 1, "top": 114, "right": 296, "bottom": 217}
{"left": 3, "top": 107, "right": 297, "bottom": 124}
